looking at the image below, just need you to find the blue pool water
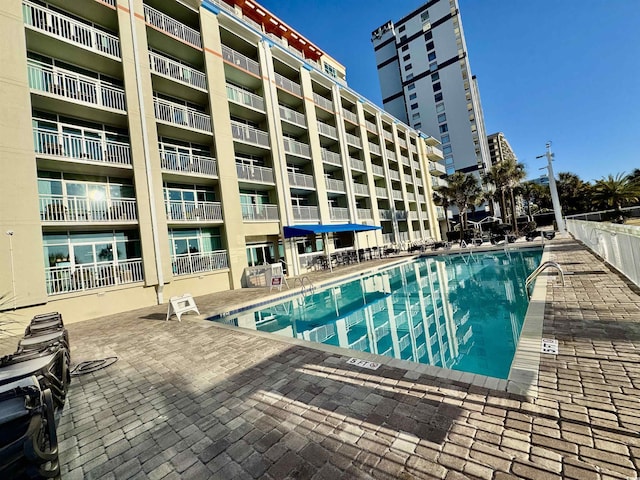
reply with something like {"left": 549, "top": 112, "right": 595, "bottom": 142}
{"left": 214, "top": 248, "right": 543, "bottom": 379}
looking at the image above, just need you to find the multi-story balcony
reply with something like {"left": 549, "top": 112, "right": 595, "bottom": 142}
{"left": 46, "top": 259, "right": 143, "bottom": 295}
{"left": 236, "top": 163, "right": 274, "bottom": 184}
{"left": 398, "top": 138, "right": 407, "bottom": 149}
{"left": 33, "top": 126, "right": 131, "bottom": 166}
{"left": 226, "top": 83, "right": 265, "bottom": 111}
{"left": 165, "top": 200, "right": 223, "bottom": 222}
{"left": 406, "top": 192, "right": 416, "bottom": 202}
{"left": 415, "top": 178, "right": 424, "bottom": 188}
{"left": 241, "top": 204, "right": 279, "bottom": 222}
{"left": 317, "top": 121, "right": 338, "bottom": 139}
{"left": 386, "top": 150, "right": 397, "bottom": 162}
{"left": 321, "top": 148, "right": 342, "bottom": 166}
{"left": 418, "top": 194, "right": 426, "bottom": 203}
{"left": 371, "top": 164, "right": 385, "bottom": 177}
{"left": 279, "top": 105, "right": 306, "bottom": 128}
{"left": 345, "top": 133, "right": 362, "bottom": 148}
{"left": 329, "top": 207, "right": 349, "bottom": 221}
{"left": 28, "top": 61, "right": 126, "bottom": 112}
{"left": 313, "top": 93, "right": 333, "bottom": 112}
{"left": 412, "top": 160, "right": 421, "bottom": 171}
{"left": 325, "top": 178, "right": 345, "bottom": 193}
{"left": 342, "top": 108, "right": 357, "bottom": 124}
{"left": 378, "top": 209, "right": 393, "bottom": 220}
{"left": 230, "top": 121, "right": 269, "bottom": 148}
{"left": 40, "top": 195, "right": 137, "bottom": 222}
{"left": 288, "top": 172, "right": 315, "bottom": 189}
{"left": 429, "top": 161, "right": 447, "bottom": 176}
{"left": 292, "top": 205, "right": 319, "bottom": 222}
{"left": 222, "top": 45, "right": 260, "bottom": 76}
{"left": 143, "top": 4, "right": 202, "bottom": 49}
{"left": 408, "top": 211, "right": 419, "bottom": 220}
{"left": 400, "top": 155, "right": 410, "bottom": 166}
{"left": 410, "top": 143, "right": 418, "bottom": 154}
{"left": 350, "top": 158, "right": 365, "bottom": 172}
{"left": 159, "top": 147, "right": 217, "bottom": 177}
{"left": 368, "top": 142, "right": 382, "bottom": 156}
{"left": 172, "top": 251, "right": 229, "bottom": 276}
{"left": 374, "top": 187, "right": 388, "bottom": 199}
{"left": 404, "top": 174, "right": 413, "bottom": 185}
{"left": 274, "top": 72, "right": 301, "bottom": 96}
{"left": 283, "top": 137, "right": 310, "bottom": 158}
{"left": 23, "top": 0, "right": 121, "bottom": 59}
{"left": 392, "top": 189, "right": 403, "bottom": 201}
{"left": 388, "top": 170, "right": 400, "bottom": 181}
{"left": 357, "top": 208, "right": 372, "bottom": 220}
{"left": 426, "top": 145, "right": 444, "bottom": 159}
{"left": 395, "top": 211, "right": 408, "bottom": 220}
{"left": 382, "top": 130, "right": 393, "bottom": 142}
{"left": 353, "top": 183, "right": 369, "bottom": 196}
{"left": 149, "top": 52, "right": 207, "bottom": 91}
{"left": 153, "top": 97, "right": 212, "bottom": 133}
{"left": 365, "top": 120, "right": 377, "bottom": 134}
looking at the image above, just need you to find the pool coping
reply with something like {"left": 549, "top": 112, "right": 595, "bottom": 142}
{"left": 205, "top": 243, "right": 549, "bottom": 398}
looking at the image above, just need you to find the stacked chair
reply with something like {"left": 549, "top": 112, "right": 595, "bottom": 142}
{"left": 0, "top": 312, "right": 70, "bottom": 479}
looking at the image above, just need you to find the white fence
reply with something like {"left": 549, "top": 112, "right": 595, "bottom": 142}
{"left": 46, "top": 259, "right": 143, "bottom": 295}
{"left": 567, "top": 219, "right": 640, "bottom": 287}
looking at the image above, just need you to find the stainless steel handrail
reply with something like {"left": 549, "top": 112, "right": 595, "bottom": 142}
{"left": 526, "top": 261, "right": 565, "bottom": 296}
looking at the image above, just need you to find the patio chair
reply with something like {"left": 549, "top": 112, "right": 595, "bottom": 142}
{"left": 18, "top": 331, "right": 70, "bottom": 359}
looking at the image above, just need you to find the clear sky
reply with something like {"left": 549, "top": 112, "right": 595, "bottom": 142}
{"left": 257, "top": 0, "right": 640, "bottom": 182}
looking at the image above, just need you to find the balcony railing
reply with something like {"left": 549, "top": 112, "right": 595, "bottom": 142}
{"left": 398, "top": 138, "right": 407, "bottom": 149}
{"left": 241, "top": 204, "right": 279, "bottom": 222}
{"left": 383, "top": 130, "right": 393, "bottom": 142}
{"left": 166, "top": 200, "right": 223, "bottom": 222}
{"left": 412, "top": 160, "right": 421, "bottom": 171}
{"left": 236, "top": 163, "right": 274, "bottom": 183}
{"left": 292, "top": 205, "right": 319, "bottom": 222}
{"left": 153, "top": 97, "right": 212, "bottom": 133}
{"left": 329, "top": 207, "right": 349, "bottom": 221}
{"left": 143, "top": 4, "right": 201, "bottom": 48}
{"left": 313, "top": 93, "right": 333, "bottom": 112}
{"left": 222, "top": 45, "right": 260, "bottom": 76}
{"left": 400, "top": 155, "right": 410, "bottom": 166}
{"left": 395, "top": 211, "right": 408, "bottom": 220}
{"left": 379, "top": 209, "right": 393, "bottom": 220}
{"left": 23, "top": 0, "right": 120, "bottom": 59}
{"left": 429, "top": 161, "right": 446, "bottom": 176}
{"left": 288, "top": 172, "right": 315, "bottom": 189}
{"left": 226, "top": 83, "right": 264, "bottom": 111}
{"left": 40, "top": 195, "right": 137, "bottom": 222}
{"left": 149, "top": 51, "right": 207, "bottom": 90}
{"left": 406, "top": 192, "right": 416, "bottom": 202}
{"left": 317, "top": 121, "right": 338, "bottom": 139}
{"left": 392, "top": 190, "right": 403, "bottom": 201}
{"left": 410, "top": 143, "right": 418, "bottom": 154}
{"left": 28, "top": 61, "right": 126, "bottom": 111}
{"left": 321, "top": 148, "right": 342, "bottom": 166}
{"left": 46, "top": 259, "right": 143, "bottom": 295}
{"left": 417, "top": 194, "right": 426, "bottom": 203}
{"left": 404, "top": 174, "right": 413, "bottom": 184}
{"left": 385, "top": 150, "right": 397, "bottom": 162}
{"left": 375, "top": 187, "right": 388, "bottom": 198}
{"left": 160, "top": 148, "right": 217, "bottom": 177}
{"left": 350, "top": 158, "right": 365, "bottom": 171}
{"left": 279, "top": 105, "right": 306, "bottom": 127}
{"left": 371, "top": 164, "right": 385, "bottom": 176}
{"left": 408, "top": 211, "right": 419, "bottom": 220}
{"left": 283, "top": 137, "right": 310, "bottom": 157}
{"left": 34, "top": 127, "right": 131, "bottom": 166}
{"left": 230, "top": 121, "right": 269, "bottom": 147}
{"left": 325, "top": 178, "right": 345, "bottom": 193}
{"left": 426, "top": 145, "right": 444, "bottom": 159}
{"left": 365, "top": 120, "right": 377, "bottom": 134}
{"left": 357, "top": 208, "right": 372, "bottom": 220}
{"left": 388, "top": 170, "right": 400, "bottom": 181}
{"left": 172, "top": 251, "right": 229, "bottom": 276}
{"left": 345, "top": 133, "right": 362, "bottom": 148}
{"left": 342, "top": 108, "right": 357, "bottom": 124}
{"left": 274, "top": 72, "right": 301, "bottom": 96}
{"left": 368, "top": 142, "right": 382, "bottom": 156}
{"left": 353, "top": 183, "right": 369, "bottom": 196}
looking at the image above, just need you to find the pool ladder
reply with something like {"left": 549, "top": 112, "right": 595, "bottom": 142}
{"left": 525, "top": 261, "right": 565, "bottom": 297}
{"left": 293, "top": 276, "right": 315, "bottom": 306}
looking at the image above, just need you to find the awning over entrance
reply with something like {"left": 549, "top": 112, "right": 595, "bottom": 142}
{"left": 283, "top": 223, "right": 381, "bottom": 238}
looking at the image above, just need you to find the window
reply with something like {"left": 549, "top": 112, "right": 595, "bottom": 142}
{"left": 412, "top": 112, "right": 420, "bottom": 120}
{"left": 324, "top": 63, "right": 337, "bottom": 78}
{"left": 409, "top": 93, "right": 417, "bottom": 100}
{"left": 439, "top": 124, "right": 448, "bottom": 133}
{"left": 424, "top": 31, "right": 433, "bottom": 41}
{"left": 445, "top": 155, "right": 454, "bottom": 165}
{"left": 401, "top": 44, "right": 409, "bottom": 52}
{"left": 400, "top": 35, "right": 407, "bottom": 42}
{"left": 437, "top": 113, "right": 446, "bottom": 123}
{"left": 410, "top": 103, "right": 419, "bottom": 110}
{"left": 406, "top": 73, "right": 414, "bottom": 80}
{"left": 414, "top": 122, "right": 422, "bottom": 129}
{"left": 436, "top": 103, "right": 445, "bottom": 113}
{"left": 432, "top": 82, "right": 441, "bottom": 92}
{"left": 434, "top": 92, "right": 443, "bottom": 102}
{"left": 426, "top": 41, "right": 435, "bottom": 51}
{"left": 443, "top": 145, "right": 452, "bottom": 154}
{"left": 428, "top": 52, "right": 437, "bottom": 61}
{"left": 398, "top": 25, "right": 406, "bottom": 33}
{"left": 403, "top": 54, "right": 411, "bottom": 61}
{"left": 420, "top": 11, "right": 429, "bottom": 22}
{"left": 429, "top": 62, "right": 438, "bottom": 71}
{"left": 431, "top": 72, "right": 440, "bottom": 82}
{"left": 407, "top": 83, "right": 415, "bottom": 91}
{"left": 446, "top": 166, "right": 455, "bottom": 175}
{"left": 440, "top": 134, "right": 450, "bottom": 143}
{"left": 404, "top": 64, "right": 413, "bottom": 71}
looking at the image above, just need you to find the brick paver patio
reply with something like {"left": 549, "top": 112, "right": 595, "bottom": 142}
{"left": 3, "top": 238, "right": 639, "bottom": 479}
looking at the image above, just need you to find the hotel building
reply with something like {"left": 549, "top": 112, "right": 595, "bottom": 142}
{"left": 0, "top": 0, "right": 445, "bottom": 321}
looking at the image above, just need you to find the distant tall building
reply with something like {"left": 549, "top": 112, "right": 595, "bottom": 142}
{"left": 371, "top": 0, "right": 491, "bottom": 177}
{"left": 487, "top": 132, "right": 516, "bottom": 166}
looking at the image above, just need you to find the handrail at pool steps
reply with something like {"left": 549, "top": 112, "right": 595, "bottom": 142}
{"left": 525, "top": 261, "right": 565, "bottom": 297}
{"left": 293, "top": 276, "right": 315, "bottom": 305}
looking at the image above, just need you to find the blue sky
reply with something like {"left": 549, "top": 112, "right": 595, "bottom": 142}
{"left": 258, "top": 0, "right": 640, "bottom": 182}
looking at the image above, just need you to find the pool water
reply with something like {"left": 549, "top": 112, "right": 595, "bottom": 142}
{"left": 214, "top": 249, "right": 543, "bottom": 379}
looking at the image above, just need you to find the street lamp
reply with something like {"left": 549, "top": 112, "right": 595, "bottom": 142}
{"left": 536, "top": 142, "right": 566, "bottom": 233}
{"left": 6, "top": 230, "right": 16, "bottom": 310}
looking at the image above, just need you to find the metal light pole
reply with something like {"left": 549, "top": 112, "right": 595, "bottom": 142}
{"left": 536, "top": 142, "right": 565, "bottom": 233}
{"left": 6, "top": 230, "right": 16, "bottom": 309}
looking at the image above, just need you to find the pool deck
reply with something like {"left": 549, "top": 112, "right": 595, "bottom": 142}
{"left": 2, "top": 237, "right": 640, "bottom": 479}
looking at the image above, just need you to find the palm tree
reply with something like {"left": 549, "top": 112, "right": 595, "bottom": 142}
{"left": 434, "top": 172, "right": 483, "bottom": 234}
{"left": 592, "top": 173, "right": 640, "bottom": 214}
{"left": 483, "top": 158, "right": 526, "bottom": 231}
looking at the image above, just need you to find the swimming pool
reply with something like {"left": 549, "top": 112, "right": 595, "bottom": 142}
{"left": 214, "top": 248, "right": 543, "bottom": 379}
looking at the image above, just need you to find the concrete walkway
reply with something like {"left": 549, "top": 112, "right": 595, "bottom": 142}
{"left": 3, "top": 238, "right": 640, "bottom": 479}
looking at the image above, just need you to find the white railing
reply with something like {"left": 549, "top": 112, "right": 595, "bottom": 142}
{"left": 330, "top": 207, "right": 349, "bottom": 221}
{"left": 279, "top": 105, "right": 306, "bottom": 127}
{"left": 365, "top": 120, "right": 377, "bottom": 133}
{"left": 342, "top": 108, "right": 358, "bottom": 124}
{"left": 46, "top": 259, "right": 143, "bottom": 295}
{"left": 283, "top": 137, "right": 310, "bottom": 157}
{"left": 412, "top": 160, "right": 421, "bottom": 171}
{"left": 160, "top": 149, "right": 217, "bottom": 177}
{"left": 274, "top": 72, "right": 301, "bottom": 96}
{"left": 353, "top": 183, "right": 369, "bottom": 196}
{"left": 379, "top": 209, "right": 393, "bottom": 220}
{"left": 166, "top": 200, "right": 223, "bottom": 222}
{"left": 153, "top": 97, "right": 212, "bottom": 132}
{"left": 410, "top": 143, "right": 418, "bottom": 154}
{"left": 143, "top": 4, "right": 201, "bottom": 48}
{"left": 242, "top": 15, "right": 262, "bottom": 32}
{"left": 40, "top": 195, "right": 137, "bottom": 222}
{"left": 226, "top": 83, "right": 264, "bottom": 111}
{"left": 293, "top": 205, "right": 319, "bottom": 222}
{"left": 313, "top": 93, "right": 333, "bottom": 112}
{"left": 375, "top": 187, "right": 388, "bottom": 198}
{"left": 325, "top": 178, "right": 345, "bottom": 192}
{"left": 382, "top": 233, "right": 394, "bottom": 244}
{"left": 241, "top": 204, "right": 279, "bottom": 222}
{"left": 389, "top": 170, "right": 400, "bottom": 181}
{"left": 350, "top": 158, "right": 365, "bottom": 171}
{"left": 357, "top": 208, "right": 372, "bottom": 220}
{"left": 429, "top": 161, "right": 446, "bottom": 176}
{"left": 209, "top": 0, "right": 235, "bottom": 15}
{"left": 398, "top": 138, "right": 407, "bottom": 149}
{"left": 345, "top": 132, "right": 362, "bottom": 148}
{"left": 395, "top": 211, "right": 408, "bottom": 220}
{"left": 23, "top": 0, "right": 120, "bottom": 59}
{"left": 371, "top": 164, "right": 385, "bottom": 176}
{"left": 383, "top": 131, "right": 393, "bottom": 142}
{"left": 28, "top": 61, "right": 126, "bottom": 111}
{"left": 392, "top": 189, "right": 403, "bottom": 200}
{"left": 222, "top": 45, "right": 260, "bottom": 76}
{"left": 566, "top": 206, "right": 640, "bottom": 221}
{"left": 400, "top": 155, "right": 410, "bottom": 166}
{"left": 426, "top": 145, "right": 444, "bottom": 158}
{"left": 404, "top": 174, "right": 413, "bottom": 184}
{"left": 321, "top": 149, "right": 342, "bottom": 166}
{"left": 230, "top": 121, "right": 269, "bottom": 147}
{"left": 236, "top": 163, "right": 274, "bottom": 183}
{"left": 567, "top": 220, "right": 640, "bottom": 287}
{"left": 317, "top": 121, "right": 338, "bottom": 139}
{"left": 172, "top": 251, "right": 229, "bottom": 276}
{"left": 288, "top": 172, "right": 315, "bottom": 189}
{"left": 149, "top": 52, "right": 207, "bottom": 90}
{"left": 368, "top": 142, "right": 382, "bottom": 155}
{"left": 386, "top": 150, "right": 397, "bottom": 162}
{"left": 406, "top": 192, "right": 416, "bottom": 202}
{"left": 417, "top": 194, "right": 426, "bottom": 203}
{"left": 33, "top": 127, "right": 131, "bottom": 166}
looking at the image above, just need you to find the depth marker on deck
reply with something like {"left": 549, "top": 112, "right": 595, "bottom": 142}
{"left": 347, "top": 358, "right": 381, "bottom": 370}
{"left": 541, "top": 338, "right": 558, "bottom": 355}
